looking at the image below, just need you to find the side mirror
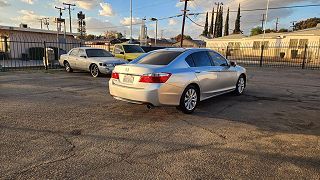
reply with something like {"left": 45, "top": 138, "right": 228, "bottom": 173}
{"left": 230, "top": 61, "right": 237, "bottom": 67}
{"left": 80, "top": 55, "right": 87, "bottom": 58}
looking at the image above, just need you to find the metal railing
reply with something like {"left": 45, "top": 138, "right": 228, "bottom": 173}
{"left": 1, "top": 40, "right": 320, "bottom": 71}
{"left": 207, "top": 42, "right": 320, "bottom": 69}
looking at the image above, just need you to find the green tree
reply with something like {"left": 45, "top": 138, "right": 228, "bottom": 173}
{"left": 294, "top": 17, "right": 320, "bottom": 30}
{"left": 174, "top": 34, "right": 192, "bottom": 42}
{"left": 233, "top": 3, "right": 241, "bottom": 34}
{"left": 278, "top": 28, "right": 289, "bottom": 32}
{"left": 202, "top": 12, "right": 209, "bottom": 37}
{"left": 217, "top": 6, "right": 223, "bottom": 37}
{"left": 213, "top": 3, "right": 220, "bottom": 38}
{"left": 250, "top": 26, "right": 263, "bottom": 36}
{"left": 224, "top": 7, "right": 229, "bottom": 36}
{"left": 209, "top": 6, "right": 215, "bottom": 38}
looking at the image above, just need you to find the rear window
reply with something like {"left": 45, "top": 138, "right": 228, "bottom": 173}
{"left": 136, "top": 51, "right": 182, "bottom": 65}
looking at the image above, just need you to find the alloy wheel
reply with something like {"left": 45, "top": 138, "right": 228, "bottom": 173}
{"left": 184, "top": 88, "right": 197, "bottom": 111}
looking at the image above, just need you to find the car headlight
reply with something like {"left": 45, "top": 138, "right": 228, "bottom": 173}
{"left": 104, "top": 63, "right": 114, "bottom": 67}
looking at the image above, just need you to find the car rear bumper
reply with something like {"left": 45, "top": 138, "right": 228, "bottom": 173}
{"left": 109, "top": 79, "right": 182, "bottom": 106}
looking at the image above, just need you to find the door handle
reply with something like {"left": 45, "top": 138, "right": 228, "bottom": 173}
{"left": 195, "top": 70, "right": 201, "bottom": 73}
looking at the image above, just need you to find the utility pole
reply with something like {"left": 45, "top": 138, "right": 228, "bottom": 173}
{"left": 38, "top": 18, "right": 43, "bottom": 29}
{"left": 180, "top": 0, "right": 192, "bottom": 47}
{"left": 43, "top": 18, "right": 50, "bottom": 30}
{"left": 63, "top": 2, "right": 76, "bottom": 33}
{"left": 275, "top": 17, "right": 279, "bottom": 32}
{"left": 161, "top": 30, "right": 164, "bottom": 39}
{"left": 55, "top": 6, "right": 65, "bottom": 32}
{"left": 130, "top": 0, "right": 133, "bottom": 42}
{"left": 261, "top": 14, "right": 266, "bottom": 29}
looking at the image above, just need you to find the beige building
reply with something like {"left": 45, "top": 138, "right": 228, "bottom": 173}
{"left": 0, "top": 25, "right": 79, "bottom": 59}
{"left": 205, "top": 25, "right": 320, "bottom": 63}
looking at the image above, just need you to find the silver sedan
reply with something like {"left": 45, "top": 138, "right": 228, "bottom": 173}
{"left": 59, "top": 47, "right": 128, "bottom": 77}
{"left": 109, "top": 48, "right": 246, "bottom": 114}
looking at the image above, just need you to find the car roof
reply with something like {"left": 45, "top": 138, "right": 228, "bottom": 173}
{"left": 76, "top": 47, "right": 105, "bottom": 50}
{"left": 151, "top": 48, "right": 213, "bottom": 53}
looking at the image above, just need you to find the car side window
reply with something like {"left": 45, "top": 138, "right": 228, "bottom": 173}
{"left": 191, "top": 51, "right": 213, "bottom": 67}
{"left": 185, "top": 55, "right": 195, "bottom": 67}
{"left": 208, "top": 51, "right": 228, "bottom": 66}
{"left": 114, "top": 45, "right": 123, "bottom": 54}
{"left": 78, "top": 49, "right": 86, "bottom": 57}
{"left": 69, "top": 49, "right": 78, "bottom": 56}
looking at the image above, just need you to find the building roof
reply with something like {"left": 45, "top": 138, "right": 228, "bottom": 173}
{"left": 0, "top": 25, "right": 78, "bottom": 36}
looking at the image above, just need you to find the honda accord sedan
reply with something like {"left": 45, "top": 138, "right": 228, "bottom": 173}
{"left": 59, "top": 47, "right": 128, "bottom": 77}
{"left": 109, "top": 48, "right": 246, "bottom": 114}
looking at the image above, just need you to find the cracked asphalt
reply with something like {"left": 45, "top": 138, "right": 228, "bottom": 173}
{"left": 0, "top": 67, "right": 319, "bottom": 179}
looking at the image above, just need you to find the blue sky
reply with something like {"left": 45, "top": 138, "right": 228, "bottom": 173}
{"left": 0, "top": 0, "right": 319, "bottom": 39}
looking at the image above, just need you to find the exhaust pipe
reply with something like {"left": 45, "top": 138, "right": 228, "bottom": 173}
{"left": 146, "top": 104, "right": 154, "bottom": 109}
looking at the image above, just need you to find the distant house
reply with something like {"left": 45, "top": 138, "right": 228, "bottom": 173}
{"left": 205, "top": 24, "right": 320, "bottom": 62}
{"left": 173, "top": 39, "right": 206, "bottom": 48}
{"left": 0, "top": 25, "right": 79, "bottom": 59}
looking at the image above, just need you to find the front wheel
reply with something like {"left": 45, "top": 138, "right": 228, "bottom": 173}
{"left": 64, "top": 61, "right": 73, "bottom": 73}
{"left": 90, "top": 64, "right": 100, "bottom": 77}
{"left": 234, "top": 75, "right": 246, "bottom": 95}
{"left": 179, "top": 85, "right": 199, "bottom": 114}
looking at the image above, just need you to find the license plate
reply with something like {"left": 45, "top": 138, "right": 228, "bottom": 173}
{"left": 123, "top": 75, "right": 134, "bottom": 84}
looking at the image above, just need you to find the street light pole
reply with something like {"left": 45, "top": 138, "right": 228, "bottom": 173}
{"left": 262, "top": 0, "right": 270, "bottom": 42}
{"left": 150, "top": 18, "right": 158, "bottom": 46}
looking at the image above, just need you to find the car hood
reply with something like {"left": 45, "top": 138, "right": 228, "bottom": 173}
{"left": 90, "top": 57, "right": 128, "bottom": 64}
{"left": 125, "top": 53, "right": 145, "bottom": 60}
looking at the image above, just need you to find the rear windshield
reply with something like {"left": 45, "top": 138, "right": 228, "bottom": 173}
{"left": 123, "top": 45, "right": 145, "bottom": 53}
{"left": 136, "top": 51, "right": 182, "bottom": 65}
{"left": 86, "top": 49, "right": 113, "bottom": 57}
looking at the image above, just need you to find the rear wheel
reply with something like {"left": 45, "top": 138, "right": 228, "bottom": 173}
{"left": 90, "top": 64, "right": 100, "bottom": 77}
{"left": 64, "top": 61, "right": 73, "bottom": 73}
{"left": 234, "top": 75, "right": 245, "bottom": 95}
{"left": 179, "top": 85, "right": 199, "bottom": 114}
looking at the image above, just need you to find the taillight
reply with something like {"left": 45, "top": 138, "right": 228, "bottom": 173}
{"left": 111, "top": 72, "right": 119, "bottom": 79}
{"left": 139, "top": 73, "right": 171, "bottom": 83}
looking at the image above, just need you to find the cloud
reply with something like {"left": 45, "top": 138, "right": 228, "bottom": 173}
{"left": 120, "top": 17, "right": 140, "bottom": 26}
{"left": 20, "top": 0, "right": 36, "bottom": 4}
{"left": 0, "top": 0, "right": 9, "bottom": 7}
{"left": 168, "top": 19, "right": 177, "bottom": 25}
{"left": 99, "top": 2, "right": 114, "bottom": 16}
{"left": 11, "top": 10, "right": 44, "bottom": 25}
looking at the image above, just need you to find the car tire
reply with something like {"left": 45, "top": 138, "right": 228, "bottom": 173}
{"left": 179, "top": 85, "right": 199, "bottom": 114}
{"left": 64, "top": 61, "right": 73, "bottom": 73}
{"left": 90, "top": 64, "right": 100, "bottom": 77}
{"left": 234, "top": 75, "right": 246, "bottom": 95}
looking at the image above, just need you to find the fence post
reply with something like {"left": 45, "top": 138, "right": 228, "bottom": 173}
{"left": 79, "top": 42, "right": 82, "bottom": 47}
{"left": 43, "top": 41, "right": 48, "bottom": 70}
{"left": 302, "top": 44, "right": 307, "bottom": 69}
{"left": 260, "top": 44, "right": 264, "bottom": 67}
{"left": 226, "top": 46, "right": 229, "bottom": 59}
{"left": 108, "top": 42, "right": 111, "bottom": 52}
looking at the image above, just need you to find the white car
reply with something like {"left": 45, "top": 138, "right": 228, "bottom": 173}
{"left": 59, "top": 47, "right": 128, "bottom": 77}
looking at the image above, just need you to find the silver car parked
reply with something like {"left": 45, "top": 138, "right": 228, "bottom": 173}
{"left": 59, "top": 47, "right": 128, "bottom": 77}
{"left": 109, "top": 48, "right": 246, "bottom": 114}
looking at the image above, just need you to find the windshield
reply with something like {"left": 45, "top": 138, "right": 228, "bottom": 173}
{"left": 86, "top": 49, "right": 114, "bottom": 57}
{"left": 123, "top": 45, "right": 145, "bottom": 53}
{"left": 135, "top": 51, "right": 182, "bottom": 65}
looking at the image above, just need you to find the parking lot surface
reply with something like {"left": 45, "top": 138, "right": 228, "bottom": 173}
{"left": 1, "top": 67, "right": 319, "bottom": 179}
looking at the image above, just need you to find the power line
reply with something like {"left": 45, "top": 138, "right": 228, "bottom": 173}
{"left": 191, "top": 3, "right": 320, "bottom": 15}
{"left": 186, "top": 15, "right": 204, "bottom": 27}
